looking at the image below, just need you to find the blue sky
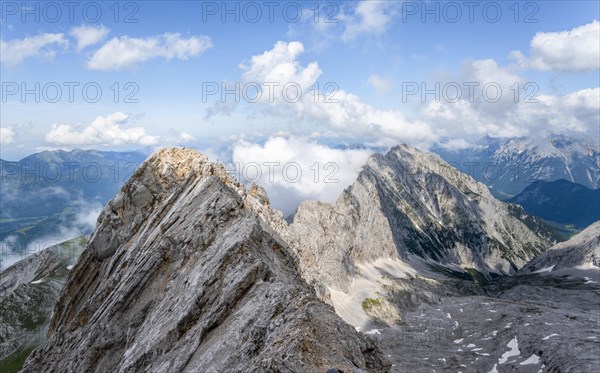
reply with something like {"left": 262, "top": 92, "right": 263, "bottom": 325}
{"left": 1, "top": 0, "right": 599, "bottom": 161}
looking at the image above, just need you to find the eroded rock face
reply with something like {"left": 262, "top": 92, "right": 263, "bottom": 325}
{"left": 0, "top": 237, "right": 86, "bottom": 362}
{"left": 519, "top": 221, "right": 600, "bottom": 275}
{"left": 21, "top": 149, "right": 389, "bottom": 373}
{"left": 289, "top": 145, "right": 556, "bottom": 295}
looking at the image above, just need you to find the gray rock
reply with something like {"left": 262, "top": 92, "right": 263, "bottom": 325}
{"left": 519, "top": 221, "right": 600, "bottom": 275}
{"left": 376, "top": 276, "right": 600, "bottom": 372}
{"left": 0, "top": 237, "right": 86, "bottom": 365}
{"left": 16, "top": 145, "right": 597, "bottom": 373}
{"left": 21, "top": 148, "right": 389, "bottom": 373}
{"left": 288, "top": 144, "right": 556, "bottom": 297}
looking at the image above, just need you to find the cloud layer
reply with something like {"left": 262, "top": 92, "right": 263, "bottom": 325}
{"left": 341, "top": 1, "right": 400, "bottom": 41}
{"left": 45, "top": 112, "right": 159, "bottom": 146}
{"left": 234, "top": 41, "right": 436, "bottom": 146}
{"left": 1, "top": 28, "right": 211, "bottom": 70}
{"left": 511, "top": 20, "right": 600, "bottom": 72}
{"left": 69, "top": 24, "right": 110, "bottom": 51}
{"left": 232, "top": 137, "right": 371, "bottom": 215}
{"left": 421, "top": 58, "right": 600, "bottom": 139}
{"left": 87, "top": 33, "right": 212, "bottom": 70}
{"left": 0, "top": 33, "right": 68, "bottom": 66}
{"left": 0, "top": 127, "right": 16, "bottom": 144}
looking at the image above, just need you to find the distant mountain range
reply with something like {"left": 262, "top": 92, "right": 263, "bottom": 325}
{"left": 0, "top": 149, "right": 147, "bottom": 266}
{"left": 508, "top": 179, "right": 600, "bottom": 230}
{"left": 433, "top": 134, "right": 600, "bottom": 199}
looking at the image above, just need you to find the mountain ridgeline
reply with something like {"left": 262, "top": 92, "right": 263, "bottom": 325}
{"left": 433, "top": 134, "right": 600, "bottom": 199}
{"left": 519, "top": 221, "right": 600, "bottom": 275}
{"left": 19, "top": 145, "right": 569, "bottom": 372}
{"left": 0, "top": 237, "right": 86, "bottom": 370}
{"left": 289, "top": 145, "right": 557, "bottom": 289}
{"left": 20, "top": 149, "right": 389, "bottom": 373}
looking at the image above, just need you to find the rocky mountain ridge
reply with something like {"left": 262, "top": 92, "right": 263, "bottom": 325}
{"left": 13, "top": 146, "right": 599, "bottom": 372}
{"left": 0, "top": 237, "right": 86, "bottom": 372}
{"left": 20, "top": 148, "right": 389, "bottom": 373}
{"left": 519, "top": 221, "right": 600, "bottom": 276}
{"left": 289, "top": 144, "right": 555, "bottom": 281}
{"left": 283, "top": 144, "right": 558, "bottom": 329}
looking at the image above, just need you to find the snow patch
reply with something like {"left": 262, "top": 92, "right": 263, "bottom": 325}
{"left": 542, "top": 333, "right": 559, "bottom": 340}
{"left": 520, "top": 354, "right": 541, "bottom": 365}
{"left": 584, "top": 276, "right": 598, "bottom": 284}
{"left": 498, "top": 337, "right": 520, "bottom": 364}
{"left": 534, "top": 265, "right": 555, "bottom": 273}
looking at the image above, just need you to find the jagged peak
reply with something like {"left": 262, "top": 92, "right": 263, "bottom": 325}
{"left": 138, "top": 147, "right": 240, "bottom": 191}
{"left": 119, "top": 147, "right": 286, "bottom": 239}
{"left": 549, "top": 221, "right": 600, "bottom": 251}
{"left": 363, "top": 143, "right": 488, "bottom": 198}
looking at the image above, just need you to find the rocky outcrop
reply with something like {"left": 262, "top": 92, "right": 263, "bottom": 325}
{"left": 21, "top": 149, "right": 389, "bottom": 373}
{"left": 289, "top": 145, "right": 555, "bottom": 292}
{"left": 519, "top": 221, "right": 600, "bottom": 275}
{"left": 285, "top": 145, "right": 557, "bottom": 329}
{"left": 0, "top": 237, "right": 86, "bottom": 364}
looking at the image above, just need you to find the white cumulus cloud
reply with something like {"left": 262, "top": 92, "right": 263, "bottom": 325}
{"left": 0, "top": 33, "right": 68, "bottom": 66}
{"left": 87, "top": 33, "right": 212, "bottom": 70}
{"left": 69, "top": 24, "right": 110, "bottom": 51}
{"left": 232, "top": 137, "right": 372, "bottom": 215}
{"left": 341, "top": 1, "right": 399, "bottom": 41}
{"left": 234, "top": 41, "right": 435, "bottom": 146}
{"left": 511, "top": 20, "right": 600, "bottom": 72}
{"left": 45, "top": 112, "right": 159, "bottom": 147}
{"left": 424, "top": 86, "right": 600, "bottom": 139}
{"left": 0, "top": 127, "right": 16, "bottom": 144}
{"left": 367, "top": 74, "right": 393, "bottom": 94}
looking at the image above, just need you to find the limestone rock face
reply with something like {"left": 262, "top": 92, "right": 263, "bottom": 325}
{"left": 21, "top": 148, "right": 389, "bottom": 373}
{"left": 0, "top": 237, "right": 85, "bottom": 361}
{"left": 519, "top": 221, "right": 600, "bottom": 274}
{"left": 289, "top": 145, "right": 556, "bottom": 294}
